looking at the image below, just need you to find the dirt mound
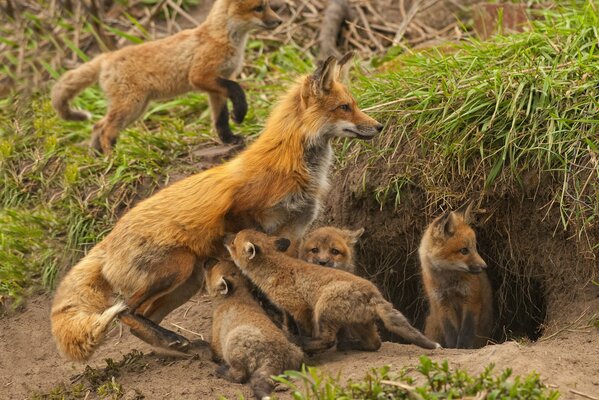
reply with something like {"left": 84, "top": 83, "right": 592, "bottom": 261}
{"left": 2, "top": 293, "right": 598, "bottom": 399}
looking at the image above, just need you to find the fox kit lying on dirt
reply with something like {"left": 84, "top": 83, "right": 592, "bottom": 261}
{"left": 51, "top": 0, "right": 282, "bottom": 154}
{"left": 51, "top": 54, "right": 382, "bottom": 361}
{"left": 300, "top": 226, "right": 364, "bottom": 273}
{"left": 206, "top": 260, "right": 304, "bottom": 399}
{"left": 420, "top": 203, "right": 494, "bottom": 348}
{"left": 226, "top": 229, "right": 440, "bottom": 354}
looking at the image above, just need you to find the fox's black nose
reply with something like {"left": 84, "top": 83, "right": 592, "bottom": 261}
{"left": 266, "top": 19, "right": 282, "bottom": 28}
{"left": 318, "top": 260, "right": 328, "bottom": 266}
{"left": 375, "top": 123, "right": 384, "bottom": 133}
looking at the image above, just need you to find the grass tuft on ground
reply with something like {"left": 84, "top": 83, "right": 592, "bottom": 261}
{"left": 272, "top": 356, "right": 559, "bottom": 400}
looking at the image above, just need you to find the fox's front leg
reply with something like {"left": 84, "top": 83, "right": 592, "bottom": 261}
{"left": 456, "top": 304, "right": 479, "bottom": 348}
{"left": 208, "top": 93, "right": 243, "bottom": 145}
{"left": 441, "top": 316, "right": 459, "bottom": 348}
{"left": 190, "top": 70, "right": 247, "bottom": 144}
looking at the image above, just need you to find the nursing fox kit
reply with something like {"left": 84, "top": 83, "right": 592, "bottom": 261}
{"left": 50, "top": 54, "right": 382, "bottom": 361}
{"left": 226, "top": 229, "right": 440, "bottom": 354}
{"left": 51, "top": 0, "right": 281, "bottom": 153}
{"left": 206, "top": 260, "right": 303, "bottom": 399}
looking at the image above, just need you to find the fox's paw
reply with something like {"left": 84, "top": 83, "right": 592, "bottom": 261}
{"left": 168, "top": 337, "right": 191, "bottom": 352}
{"left": 220, "top": 132, "right": 245, "bottom": 146}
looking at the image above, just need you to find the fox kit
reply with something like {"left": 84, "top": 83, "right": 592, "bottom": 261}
{"left": 419, "top": 203, "right": 493, "bottom": 348}
{"left": 51, "top": 54, "right": 382, "bottom": 361}
{"left": 51, "top": 0, "right": 282, "bottom": 154}
{"left": 226, "top": 229, "right": 440, "bottom": 354}
{"left": 300, "top": 226, "right": 364, "bottom": 273}
{"left": 206, "top": 260, "right": 303, "bottom": 399}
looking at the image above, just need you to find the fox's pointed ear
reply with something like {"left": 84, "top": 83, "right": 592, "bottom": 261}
{"left": 336, "top": 51, "right": 354, "bottom": 83}
{"left": 433, "top": 210, "right": 457, "bottom": 237}
{"left": 216, "top": 276, "right": 231, "bottom": 295}
{"left": 456, "top": 201, "right": 475, "bottom": 224}
{"left": 274, "top": 237, "right": 291, "bottom": 252}
{"left": 312, "top": 56, "right": 337, "bottom": 94}
{"left": 345, "top": 227, "right": 364, "bottom": 245}
{"left": 243, "top": 241, "right": 258, "bottom": 259}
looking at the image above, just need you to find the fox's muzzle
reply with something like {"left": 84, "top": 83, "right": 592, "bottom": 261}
{"left": 350, "top": 123, "right": 384, "bottom": 140}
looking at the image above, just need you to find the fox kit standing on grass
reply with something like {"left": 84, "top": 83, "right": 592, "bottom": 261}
{"left": 226, "top": 229, "right": 440, "bottom": 354}
{"left": 206, "top": 260, "right": 304, "bottom": 399}
{"left": 51, "top": 54, "right": 382, "bottom": 361}
{"left": 51, "top": 0, "right": 282, "bottom": 154}
{"left": 300, "top": 226, "right": 364, "bottom": 273}
{"left": 419, "top": 203, "right": 494, "bottom": 348}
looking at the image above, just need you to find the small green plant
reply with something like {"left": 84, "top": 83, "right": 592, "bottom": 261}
{"left": 274, "top": 356, "right": 560, "bottom": 400}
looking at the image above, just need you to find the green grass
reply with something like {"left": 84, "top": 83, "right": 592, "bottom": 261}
{"left": 351, "top": 2, "right": 598, "bottom": 238}
{"left": 274, "top": 356, "right": 560, "bottom": 400}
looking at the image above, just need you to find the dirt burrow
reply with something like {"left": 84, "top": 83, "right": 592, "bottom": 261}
{"left": 1, "top": 292, "right": 598, "bottom": 399}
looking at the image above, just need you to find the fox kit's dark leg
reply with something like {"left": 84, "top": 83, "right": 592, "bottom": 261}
{"left": 118, "top": 248, "right": 199, "bottom": 352}
{"left": 337, "top": 323, "right": 381, "bottom": 352}
{"left": 216, "top": 78, "right": 247, "bottom": 125}
{"left": 191, "top": 75, "right": 247, "bottom": 144}
{"left": 442, "top": 315, "right": 459, "bottom": 348}
{"left": 217, "top": 359, "right": 249, "bottom": 384}
{"left": 300, "top": 320, "right": 338, "bottom": 354}
{"left": 208, "top": 93, "right": 243, "bottom": 145}
{"left": 91, "top": 95, "right": 149, "bottom": 154}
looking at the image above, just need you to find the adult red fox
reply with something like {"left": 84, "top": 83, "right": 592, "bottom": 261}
{"left": 206, "top": 260, "right": 304, "bottom": 399}
{"left": 419, "top": 203, "right": 494, "bottom": 348}
{"left": 50, "top": 53, "right": 383, "bottom": 361}
{"left": 51, "top": 0, "right": 282, "bottom": 154}
{"left": 225, "top": 229, "right": 440, "bottom": 354}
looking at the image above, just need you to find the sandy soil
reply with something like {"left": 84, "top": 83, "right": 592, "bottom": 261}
{"left": 1, "top": 292, "right": 598, "bottom": 400}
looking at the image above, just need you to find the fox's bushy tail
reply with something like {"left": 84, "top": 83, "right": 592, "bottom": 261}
{"left": 375, "top": 301, "right": 440, "bottom": 349}
{"left": 50, "top": 247, "right": 126, "bottom": 361}
{"left": 51, "top": 55, "right": 105, "bottom": 121}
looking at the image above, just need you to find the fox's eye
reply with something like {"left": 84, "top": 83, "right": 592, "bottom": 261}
{"left": 331, "top": 248, "right": 341, "bottom": 255}
{"left": 459, "top": 247, "right": 469, "bottom": 255}
{"left": 311, "top": 248, "right": 319, "bottom": 254}
{"left": 338, "top": 104, "right": 351, "bottom": 112}
{"left": 253, "top": 5, "right": 264, "bottom": 12}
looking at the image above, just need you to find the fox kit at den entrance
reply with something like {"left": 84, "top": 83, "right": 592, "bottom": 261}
{"left": 226, "top": 229, "right": 440, "bottom": 354}
{"left": 420, "top": 203, "right": 494, "bottom": 348}
{"left": 206, "top": 260, "right": 303, "bottom": 399}
{"left": 51, "top": 54, "right": 382, "bottom": 361}
{"left": 51, "top": 0, "right": 281, "bottom": 154}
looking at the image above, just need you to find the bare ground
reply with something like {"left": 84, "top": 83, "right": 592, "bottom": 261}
{"left": 1, "top": 290, "right": 598, "bottom": 400}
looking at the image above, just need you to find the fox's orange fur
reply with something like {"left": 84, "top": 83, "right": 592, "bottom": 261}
{"left": 51, "top": 54, "right": 382, "bottom": 361}
{"left": 420, "top": 203, "right": 494, "bottom": 349}
{"left": 226, "top": 229, "right": 440, "bottom": 354}
{"left": 51, "top": 0, "right": 281, "bottom": 153}
{"left": 206, "top": 260, "right": 303, "bottom": 399}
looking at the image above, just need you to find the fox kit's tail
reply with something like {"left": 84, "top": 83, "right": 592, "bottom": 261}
{"left": 375, "top": 301, "right": 440, "bottom": 349}
{"left": 50, "top": 246, "right": 126, "bottom": 361}
{"left": 51, "top": 55, "right": 105, "bottom": 121}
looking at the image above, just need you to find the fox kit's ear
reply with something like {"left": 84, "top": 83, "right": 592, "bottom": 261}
{"left": 456, "top": 201, "right": 475, "bottom": 225}
{"left": 244, "top": 241, "right": 258, "bottom": 259}
{"left": 313, "top": 56, "right": 338, "bottom": 94}
{"left": 274, "top": 237, "right": 291, "bottom": 252}
{"left": 216, "top": 276, "right": 230, "bottom": 295}
{"left": 345, "top": 227, "right": 365, "bottom": 245}
{"left": 336, "top": 51, "right": 354, "bottom": 83}
{"left": 434, "top": 210, "right": 457, "bottom": 238}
